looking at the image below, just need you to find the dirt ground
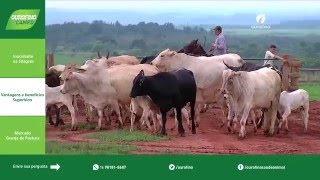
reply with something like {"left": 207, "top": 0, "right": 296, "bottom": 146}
{"left": 46, "top": 101, "right": 320, "bottom": 154}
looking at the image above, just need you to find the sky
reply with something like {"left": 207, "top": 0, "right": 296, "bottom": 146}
{"left": 45, "top": 0, "right": 320, "bottom": 25}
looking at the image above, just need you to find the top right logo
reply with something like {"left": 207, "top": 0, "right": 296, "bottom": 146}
{"left": 256, "top": 14, "right": 266, "bottom": 24}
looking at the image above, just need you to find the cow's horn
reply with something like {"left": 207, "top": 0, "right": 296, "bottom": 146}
{"left": 106, "top": 51, "right": 110, "bottom": 59}
{"left": 223, "top": 60, "right": 241, "bottom": 71}
{"left": 97, "top": 50, "right": 102, "bottom": 58}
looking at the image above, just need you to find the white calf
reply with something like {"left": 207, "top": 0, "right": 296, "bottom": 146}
{"left": 278, "top": 89, "right": 309, "bottom": 133}
{"left": 130, "top": 97, "right": 190, "bottom": 132}
{"left": 46, "top": 85, "right": 78, "bottom": 130}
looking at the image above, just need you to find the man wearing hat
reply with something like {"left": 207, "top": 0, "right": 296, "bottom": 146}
{"left": 209, "top": 25, "right": 227, "bottom": 55}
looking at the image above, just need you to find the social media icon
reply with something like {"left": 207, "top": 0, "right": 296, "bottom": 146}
{"left": 169, "top": 164, "right": 175, "bottom": 171}
{"left": 238, "top": 164, "right": 244, "bottom": 171}
{"left": 93, "top": 164, "right": 99, "bottom": 171}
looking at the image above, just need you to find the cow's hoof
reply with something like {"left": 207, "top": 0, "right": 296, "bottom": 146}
{"left": 253, "top": 127, "right": 257, "bottom": 133}
{"left": 95, "top": 126, "right": 103, "bottom": 131}
{"left": 160, "top": 133, "right": 167, "bottom": 137}
{"left": 179, "top": 132, "right": 185, "bottom": 137}
{"left": 71, "top": 126, "right": 78, "bottom": 131}
{"left": 195, "top": 122, "right": 199, "bottom": 127}
{"left": 59, "top": 120, "right": 65, "bottom": 125}
{"left": 238, "top": 134, "right": 245, "bottom": 140}
{"left": 227, "top": 127, "right": 231, "bottom": 132}
{"left": 192, "top": 129, "right": 196, "bottom": 134}
{"left": 263, "top": 130, "right": 269, "bottom": 135}
{"left": 220, "top": 123, "right": 225, "bottom": 128}
{"left": 266, "top": 132, "right": 274, "bottom": 137}
{"left": 170, "top": 127, "right": 176, "bottom": 131}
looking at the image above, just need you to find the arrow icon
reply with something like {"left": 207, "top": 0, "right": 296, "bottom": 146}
{"left": 50, "top": 164, "right": 60, "bottom": 171}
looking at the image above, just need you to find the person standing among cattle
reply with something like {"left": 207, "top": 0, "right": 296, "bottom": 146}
{"left": 209, "top": 26, "right": 227, "bottom": 55}
{"left": 264, "top": 44, "right": 286, "bottom": 66}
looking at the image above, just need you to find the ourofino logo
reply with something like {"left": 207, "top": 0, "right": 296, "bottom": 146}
{"left": 251, "top": 13, "right": 271, "bottom": 29}
{"left": 256, "top": 14, "right": 266, "bottom": 24}
{"left": 6, "top": 9, "right": 40, "bottom": 30}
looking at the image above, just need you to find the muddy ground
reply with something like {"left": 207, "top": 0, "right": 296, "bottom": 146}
{"left": 46, "top": 101, "right": 320, "bottom": 154}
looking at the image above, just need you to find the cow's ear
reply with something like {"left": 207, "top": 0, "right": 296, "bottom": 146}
{"left": 170, "top": 51, "right": 176, "bottom": 57}
{"left": 139, "top": 70, "right": 145, "bottom": 76}
{"left": 234, "top": 72, "right": 241, "bottom": 76}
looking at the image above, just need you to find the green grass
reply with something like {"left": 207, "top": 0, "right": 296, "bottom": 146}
{"left": 60, "top": 122, "right": 97, "bottom": 131}
{"left": 85, "top": 129, "right": 169, "bottom": 142}
{"left": 300, "top": 83, "right": 320, "bottom": 101}
{"left": 46, "top": 141, "right": 137, "bottom": 155}
{"left": 46, "top": 129, "right": 169, "bottom": 154}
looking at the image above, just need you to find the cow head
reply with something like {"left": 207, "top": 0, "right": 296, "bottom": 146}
{"left": 151, "top": 49, "right": 178, "bottom": 72}
{"left": 130, "top": 70, "right": 147, "bottom": 98}
{"left": 220, "top": 69, "right": 241, "bottom": 95}
{"left": 60, "top": 71, "right": 79, "bottom": 95}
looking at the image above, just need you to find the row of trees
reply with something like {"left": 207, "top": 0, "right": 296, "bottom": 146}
{"left": 46, "top": 21, "right": 320, "bottom": 68}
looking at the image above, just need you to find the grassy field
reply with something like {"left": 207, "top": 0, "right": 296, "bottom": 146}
{"left": 300, "top": 83, "right": 320, "bottom": 101}
{"left": 46, "top": 129, "right": 168, "bottom": 155}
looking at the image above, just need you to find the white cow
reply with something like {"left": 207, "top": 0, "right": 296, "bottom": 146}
{"left": 220, "top": 68, "right": 281, "bottom": 139}
{"left": 46, "top": 84, "right": 78, "bottom": 130}
{"left": 150, "top": 49, "right": 245, "bottom": 125}
{"left": 221, "top": 69, "right": 263, "bottom": 132}
{"left": 278, "top": 89, "right": 309, "bottom": 133}
{"left": 60, "top": 64, "right": 159, "bottom": 130}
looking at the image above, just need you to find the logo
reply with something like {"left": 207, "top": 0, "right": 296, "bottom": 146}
{"left": 251, "top": 13, "right": 271, "bottom": 30}
{"left": 256, "top": 14, "right": 266, "bottom": 24}
{"left": 168, "top": 164, "right": 175, "bottom": 171}
{"left": 6, "top": 9, "right": 40, "bottom": 30}
{"left": 238, "top": 164, "right": 244, "bottom": 171}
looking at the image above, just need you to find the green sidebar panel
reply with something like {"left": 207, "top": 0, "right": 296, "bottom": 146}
{"left": 0, "top": 0, "right": 45, "bottom": 154}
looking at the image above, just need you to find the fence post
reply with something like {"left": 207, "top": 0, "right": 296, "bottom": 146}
{"left": 47, "top": 54, "right": 54, "bottom": 69}
{"left": 282, "top": 56, "right": 290, "bottom": 91}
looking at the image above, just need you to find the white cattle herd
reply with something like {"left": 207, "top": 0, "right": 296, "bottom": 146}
{"left": 46, "top": 49, "right": 310, "bottom": 139}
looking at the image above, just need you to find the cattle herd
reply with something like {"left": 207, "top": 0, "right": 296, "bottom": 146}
{"left": 45, "top": 41, "right": 310, "bottom": 139}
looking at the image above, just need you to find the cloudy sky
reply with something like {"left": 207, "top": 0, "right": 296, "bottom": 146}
{"left": 46, "top": 0, "right": 320, "bottom": 25}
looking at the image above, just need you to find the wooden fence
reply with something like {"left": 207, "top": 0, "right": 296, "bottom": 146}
{"left": 46, "top": 53, "right": 320, "bottom": 89}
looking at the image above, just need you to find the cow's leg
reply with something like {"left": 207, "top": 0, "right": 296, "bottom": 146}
{"left": 160, "top": 111, "right": 167, "bottom": 136}
{"left": 65, "top": 101, "right": 77, "bottom": 131}
{"left": 130, "top": 111, "right": 136, "bottom": 132}
{"left": 303, "top": 103, "right": 309, "bottom": 133}
{"left": 182, "top": 107, "right": 190, "bottom": 129}
{"left": 47, "top": 106, "right": 54, "bottom": 125}
{"left": 239, "top": 107, "right": 250, "bottom": 139}
{"left": 110, "top": 101, "right": 124, "bottom": 128}
{"left": 171, "top": 109, "right": 178, "bottom": 131}
{"left": 97, "top": 109, "right": 104, "bottom": 130}
{"left": 54, "top": 106, "right": 60, "bottom": 127}
{"left": 141, "top": 109, "right": 152, "bottom": 131}
{"left": 150, "top": 111, "right": 159, "bottom": 132}
{"left": 190, "top": 101, "right": 196, "bottom": 134}
{"left": 257, "top": 111, "right": 264, "bottom": 129}
{"left": 279, "top": 108, "right": 291, "bottom": 132}
{"left": 195, "top": 103, "right": 201, "bottom": 127}
{"left": 250, "top": 110, "right": 257, "bottom": 133}
{"left": 268, "top": 108, "right": 278, "bottom": 136}
{"left": 176, "top": 108, "right": 185, "bottom": 137}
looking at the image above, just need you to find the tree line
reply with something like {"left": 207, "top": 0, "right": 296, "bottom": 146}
{"left": 46, "top": 20, "right": 320, "bottom": 68}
